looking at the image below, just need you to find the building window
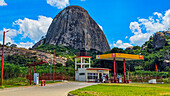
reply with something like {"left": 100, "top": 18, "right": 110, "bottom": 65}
{"left": 79, "top": 73, "right": 85, "bottom": 75}
{"left": 88, "top": 73, "right": 98, "bottom": 79}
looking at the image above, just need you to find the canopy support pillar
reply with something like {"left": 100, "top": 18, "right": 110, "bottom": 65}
{"left": 89, "top": 58, "right": 91, "bottom": 68}
{"left": 123, "top": 59, "right": 126, "bottom": 83}
{"left": 129, "top": 65, "right": 130, "bottom": 81}
{"left": 113, "top": 58, "right": 116, "bottom": 83}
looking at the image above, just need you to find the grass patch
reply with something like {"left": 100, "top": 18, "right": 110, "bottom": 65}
{"left": 1, "top": 78, "right": 62, "bottom": 88}
{"left": 3, "top": 77, "right": 30, "bottom": 88}
{"left": 69, "top": 83, "right": 170, "bottom": 96}
{"left": 45, "top": 80, "right": 62, "bottom": 84}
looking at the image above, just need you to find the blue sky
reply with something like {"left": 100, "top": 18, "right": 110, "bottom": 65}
{"left": 0, "top": 0, "right": 170, "bottom": 49}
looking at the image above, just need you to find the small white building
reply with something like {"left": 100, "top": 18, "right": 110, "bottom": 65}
{"left": 75, "top": 56, "right": 110, "bottom": 82}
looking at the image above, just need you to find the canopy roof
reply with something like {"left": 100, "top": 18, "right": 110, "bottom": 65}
{"left": 86, "top": 68, "right": 111, "bottom": 71}
{"left": 96, "top": 53, "right": 144, "bottom": 61}
{"left": 75, "top": 56, "right": 92, "bottom": 58}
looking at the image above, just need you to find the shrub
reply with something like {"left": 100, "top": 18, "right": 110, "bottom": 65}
{"left": 3, "top": 77, "right": 29, "bottom": 86}
{"left": 163, "top": 78, "right": 170, "bottom": 83}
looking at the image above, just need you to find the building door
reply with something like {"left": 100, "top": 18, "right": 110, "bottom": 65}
{"left": 78, "top": 73, "right": 86, "bottom": 81}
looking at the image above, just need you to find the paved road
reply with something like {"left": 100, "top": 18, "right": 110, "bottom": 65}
{"left": 0, "top": 81, "right": 97, "bottom": 96}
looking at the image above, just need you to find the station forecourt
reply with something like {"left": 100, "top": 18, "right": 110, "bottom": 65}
{"left": 96, "top": 53, "right": 144, "bottom": 83}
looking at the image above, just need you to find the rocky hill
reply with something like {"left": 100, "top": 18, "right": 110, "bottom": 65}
{"left": 33, "top": 6, "right": 110, "bottom": 53}
{"left": 141, "top": 31, "right": 170, "bottom": 50}
{"left": 0, "top": 46, "right": 67, "bottom": 65}
{"left": 153, "top": 32, "right": 166, "bottom": 49}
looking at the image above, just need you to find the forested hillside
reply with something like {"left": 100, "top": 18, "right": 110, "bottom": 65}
{"left": 0, "top": 31, "right": 169, "bottom": 81}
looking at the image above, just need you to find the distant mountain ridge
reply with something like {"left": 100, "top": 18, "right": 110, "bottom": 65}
{"left": 33, "top": 6, "right": 110, "bottom": 52}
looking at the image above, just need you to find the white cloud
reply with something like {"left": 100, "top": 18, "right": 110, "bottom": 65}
{"left": 129, "top": 21, "right": 141, "bottom": 34}
{"left": 110, "top": 40, "right": 132, "bottom": 49}
{"left": 13, "top": 16, "right": 52, "bottom": 42}
{"left": 0, "top": 16, "right": 52, "bottom": 49}
{"left": 129, "top": 9, "right": 170, "bottom": 46}
{"left": 125, "top": 36, "right": 128, "bottom": 39}
{"left": 80, "top": 0, "right": 86, "bottom": 1}
{"left": 0, "top": 0, "right": 7, "bottom": 6}
{"left": 47, "top": 0, "right": 69, "bottom": 9}
{"left": 129, "top": 33, "right": 152, "bottom": 45}
{"left": 154, "top": 12, "right": 162, "bottom": 18}
{"left": 0, "top": 28, "right": 19, "bottom": 44}
{"left": 2, "top": 28, "right": 19, "bottom": 37}
{"left": 98, "top": 24, "right": 103, "bottom": 31}
{"left": 17, "top": 41, "right": 34, "bottom": 49}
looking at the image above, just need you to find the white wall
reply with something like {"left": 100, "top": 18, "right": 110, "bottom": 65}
{"left": 75, "top": 71, "right": 78, "bottom": 81}
{"left": 78, "top": 68, "right": 86, "bottom": 81}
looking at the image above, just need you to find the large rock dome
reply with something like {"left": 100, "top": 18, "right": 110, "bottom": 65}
{"left": 33, "top": 6, "right": 110, "bottom": 52}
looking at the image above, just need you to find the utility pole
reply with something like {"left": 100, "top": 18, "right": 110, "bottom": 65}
{"left": 1, "top": 30, "right": 9, "bottom": 87}
{"left": 53, "top": 50, "right": 55, "bottom": 82}
{"left": 50, "top": 58, "right": 52, "bottom": 80}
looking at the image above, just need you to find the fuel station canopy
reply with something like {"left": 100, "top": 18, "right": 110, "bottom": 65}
{"left": 96, "top": 53, "right": 144, "bottom": 61}
{"left": 96, "top": 53, "right": 144, "bottom": 83}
